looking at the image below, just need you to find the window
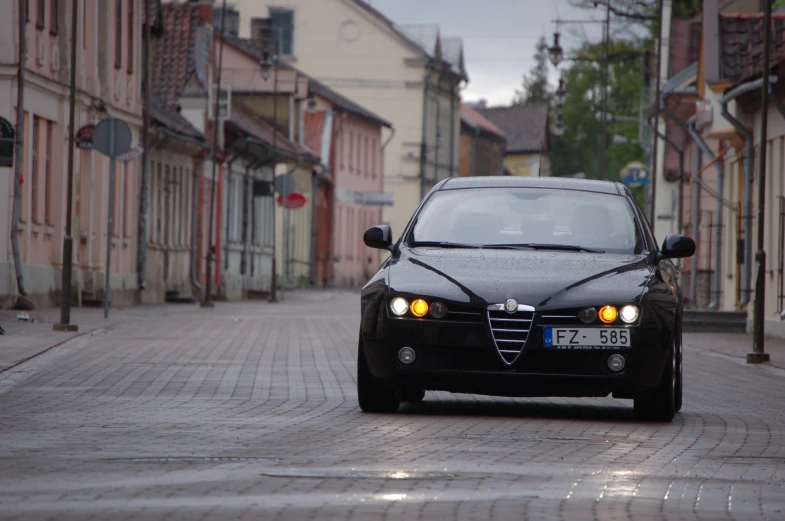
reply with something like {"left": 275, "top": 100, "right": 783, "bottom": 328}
{"left": 127, "top": 0, "right": 134, "bottom": 72}
{"left": 115, "top": 0, "right": 122, "bottom": 69}
{"left": 31, "top": 117, "right": 40, "bottom": 223}
{"left": 155, "top": 163, "right": 163, "bottom": 242}
{"left": 348, "top": 132, "right": 354, "bottom": 173}
{"left": 270, "top": 9, "right": 294, "bottom": 57}
{"left": 36, "top": 0, "right": 45, "bottom": 28}
{"left": 364, "top": 136, "right": 369, "bottom": 177}
{"left": 50, "top": 0, "right": 58, "bottom": 35}
{"left": 24, "top": 0, "right": 30, "bottom": 22}
{"left": 44, "top": 121, "right": 53, "bottom": 224}
{"left": 371, "top": 139, "right": 377, "bottom": 179}
{"left": 123, "top": 162, "right": 131, "bottom": 238}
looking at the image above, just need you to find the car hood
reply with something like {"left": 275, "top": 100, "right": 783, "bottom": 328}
{"left": 388, "top": 247, "right": 653, "bottom": 310}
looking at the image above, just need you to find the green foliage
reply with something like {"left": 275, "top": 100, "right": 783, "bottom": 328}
{"left": 549, "top": 38, "right": 648, "bottom": 182}
{"left": 515, "top": 36, "right": 552, "bottom": 105}
{"left": 775, "top": 0, "right": 785, "bottom": 9}
{"left": 673, "top": 0, "right": 702, "bottom": 19}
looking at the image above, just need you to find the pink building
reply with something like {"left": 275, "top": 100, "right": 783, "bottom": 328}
{"left": 304, "top": 80, "right": 392, "bottom": 287}
{"left": 1, "top": 0, "right": 146, "bottom": 308}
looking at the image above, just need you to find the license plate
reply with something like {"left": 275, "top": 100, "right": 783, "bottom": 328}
{"left": 543, "top": 328, "right": 630, "bottom": 349}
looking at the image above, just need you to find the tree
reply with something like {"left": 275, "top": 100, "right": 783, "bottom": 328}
{"left": 549, "top": 38, "right": 647, "bottom": 189}
{"left": 514, "top": 36, "right": 552, "bottom": 105}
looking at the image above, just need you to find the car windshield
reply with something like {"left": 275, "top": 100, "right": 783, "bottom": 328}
{"left": 408, "top": 187, "right": 643, "bottom": 254}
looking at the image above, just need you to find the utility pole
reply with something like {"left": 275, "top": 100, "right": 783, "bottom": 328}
{"left": 137, "top": 0, "right": 152, "bottom": 294}
{"left": 749, "top": 0, "right": 772, "bottom": 364}
{"left": 11, "top": 0, "right": 29, "bottom": 307}
{"left": 598, "top": 0, "right": 610, "bottom": 180}
{"left": 54, "top": 0, "right": 80, "bottom": 332}
{"left": 202, "top": 0, "right": 229, "bottom": 309}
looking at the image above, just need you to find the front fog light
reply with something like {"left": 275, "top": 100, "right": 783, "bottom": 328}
{"left": 390, "top": 297, "right": 409, "bottom": 316}
{"left": 398, "top": 347, "right": 416, "bottom": 364}
{"left": 607, "top": 354, "right": 626, "bottom": 372}
{"left": 620, "top": 305, "right": 639, "bottom": 324}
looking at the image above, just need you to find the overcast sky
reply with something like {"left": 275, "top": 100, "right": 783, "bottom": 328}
{"left": 366, "top": 0, "right": 611, "bottom": 107}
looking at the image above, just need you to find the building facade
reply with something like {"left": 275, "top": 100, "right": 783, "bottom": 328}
{"left": 1, "top": 0, "right": 145, "bottom": 308}
{"left": 477, "top": 103, "right": 551, "bottom": 178}
{"left": 459, "top": 103, "right": 507, "bottom": 177}
{"left": 230, "top": 0, "right": 467, "bottom": 241}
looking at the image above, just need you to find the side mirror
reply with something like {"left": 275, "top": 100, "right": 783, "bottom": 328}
{"left": 660, "top": 233, "right": 696, "bottom": 259}
{"left": 364, "top": 225, "right": 394, "bottom": 251}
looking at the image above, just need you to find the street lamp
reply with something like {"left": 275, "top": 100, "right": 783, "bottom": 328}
{"left": 554, "top": 76, "right": 567, "bottom": 106}
{"left": 548, "top": 32, "right": 563, "bottom": 67}
{"left": 552, "top": 114, "right": 566, "bottom": 136}
{"left": 259, "top": 49, "right": 275, "bottom": 80}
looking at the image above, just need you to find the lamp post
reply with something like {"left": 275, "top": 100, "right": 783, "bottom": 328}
{"left": 54, "top": 0, "right": 80, "bottom": 332}
{"left": 549, "top": 2, "right": 612, "bottom": 180}
{"left": 749, "top": 0, "right": 772, "bottom": 364}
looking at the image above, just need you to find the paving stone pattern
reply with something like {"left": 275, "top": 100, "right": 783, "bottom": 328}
{"left": 0, "top": 291, "right": 784, "bottom": 520}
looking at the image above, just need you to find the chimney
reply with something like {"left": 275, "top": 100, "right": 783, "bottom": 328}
{"left": 702, "top": 0, "right": 720, "bottom": 83}
{"left": 190, "top": 0, "right": 214, "bottom": 25}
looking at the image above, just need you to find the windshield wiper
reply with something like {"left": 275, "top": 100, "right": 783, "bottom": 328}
{"left": 409, "top": 241, "right": 483, "bottom": 249}
{"left": 484, "top": 243, "right": 605, "bottom": 253}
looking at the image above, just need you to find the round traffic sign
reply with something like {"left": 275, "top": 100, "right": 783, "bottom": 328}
{"left": 93, "top": 118, "right": 132, "bottom": 158}
{"left": 277, "top": 192, "right": 307, "bottom": 209}
{"left": 273, "top": 174, "right": 296, "bottom": 197}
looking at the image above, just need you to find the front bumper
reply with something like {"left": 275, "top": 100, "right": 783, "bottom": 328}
{"left": 362, "top": 313, "right": 671, "bottom": 398}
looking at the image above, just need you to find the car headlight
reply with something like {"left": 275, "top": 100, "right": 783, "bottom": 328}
{"left": 390, "top": 297, "right": 409, "bottom": 316}
{"left": 410, "top": 299, "right": 429, "bottom": 317}
{"left": 598, "top": 305, "right": 618, "bottom": 324}
{"left": 619, "top": 305, "right": 639, "bottom": 324}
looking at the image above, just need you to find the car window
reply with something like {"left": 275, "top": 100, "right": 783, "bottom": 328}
{"left": 409, "top": 187, "right": 643, "bottom": 254}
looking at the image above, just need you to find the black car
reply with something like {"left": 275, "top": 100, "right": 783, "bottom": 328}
{"left": 358, "top": 177, "right": 696, "bottom": 422}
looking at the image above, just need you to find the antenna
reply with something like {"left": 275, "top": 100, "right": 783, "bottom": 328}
{"left": 538, "top": 140, "right": 543, "bottom": 177}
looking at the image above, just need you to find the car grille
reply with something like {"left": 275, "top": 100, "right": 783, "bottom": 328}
{"left": 487, "top": 309, "right": 534, "bottom": 365}
{"left": 539, "top": 310, "right": 580, "bottom": 326}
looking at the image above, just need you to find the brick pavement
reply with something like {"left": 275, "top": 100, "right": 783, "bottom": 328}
{"left": 0, "top": 290, "right": 783, "bottom": 520}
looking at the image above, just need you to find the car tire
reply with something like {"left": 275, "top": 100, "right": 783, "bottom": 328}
{"left": 633, "top": 341, "right": 676, "bottom": 422}
{"left": 401, "top": 388, "right": 426, "bottom": 403}
{"left": 357, "top": 336, "right": 400, "bottom": 413}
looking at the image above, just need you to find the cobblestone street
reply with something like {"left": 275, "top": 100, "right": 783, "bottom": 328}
{"left": 1, "top": 291, "right": 784, "bottom": 520}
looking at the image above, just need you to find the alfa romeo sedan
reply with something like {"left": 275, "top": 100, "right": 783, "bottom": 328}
{"left": 358, "top": 177, "right": 695, "bottom": 422}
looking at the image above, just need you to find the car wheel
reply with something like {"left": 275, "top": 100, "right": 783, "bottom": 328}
{"left": 401, "top": 388, "right": 426, "bottom": 403}
{"left": 357, "top": 336, "right": 400, "bottom": 413}
{"left": 633, "top": 341, "right": 676, "bottom": 422}
{"left": 674, "top": 335, "right": 683, "bottom": 413}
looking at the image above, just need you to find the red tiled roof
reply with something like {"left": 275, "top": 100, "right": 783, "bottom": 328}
{"left": 461, "top": 104, "right": 505, "bottom": 138}
{"left": 152, "top": 3, "right": 208, "bottom": 107}
{"left": 478, "top": 103, "right": 549, "bottom": 154}
{"left": 226, "top": 105, "right": 319, "bottom": 162}
{"left": 720, "top": 13, "right": 785, "bottom": 83}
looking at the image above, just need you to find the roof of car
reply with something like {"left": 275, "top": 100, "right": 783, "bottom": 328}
{"left": 438, "top": 176, "right": 623, "bottom": 195}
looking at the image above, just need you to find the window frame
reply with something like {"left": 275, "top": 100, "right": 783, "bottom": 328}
{"left": 269, "top": 8, "right": 294, "bottom": 58}
{"left": 114, "top": 0, "right": 123, "bottom": 70}
{"left": 49, "top": 0, "right": 58, "bottom": 35}
{"left": 36, "top": 0, "right": 45, "bottom": 29}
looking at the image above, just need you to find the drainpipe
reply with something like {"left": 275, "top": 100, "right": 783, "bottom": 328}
{"left": 419, "top": 61, "right": 435, "bottom": 199}
{"left": 190, "top": 150, "right": 211, "bottom": 296}
{"left": 224, "top": 152, "right": 243, "bottom": 271}
{"left": 690, "top": 147, "right": 702, "bottom": 305}
{"left": 687, "top": 115, "right": 724, "bottom": 310}
{"left": 719, "top": 79, "right": 775, "bottom": 308}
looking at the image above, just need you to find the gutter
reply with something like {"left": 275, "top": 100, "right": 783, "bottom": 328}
{"left": 190, "top": 151, "right": 211, "bottom": 296}
{"left": 687, "top": 115, "right": 724, "bottom": 310}
{"left": 420, "top": 61, "right": 435, "bottom": 199}
{"left": 718, "top": 77, "right": 776, "bottom": 308}
{"left": 690, "top": 146, "right": 701, "bottom": 305}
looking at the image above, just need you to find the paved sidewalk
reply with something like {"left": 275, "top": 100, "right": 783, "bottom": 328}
{"left": 685, "top": 332, "right": 785, "bottom": 370}
{"left": 0, "top": 290, "right": 356, "bottom": 373}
